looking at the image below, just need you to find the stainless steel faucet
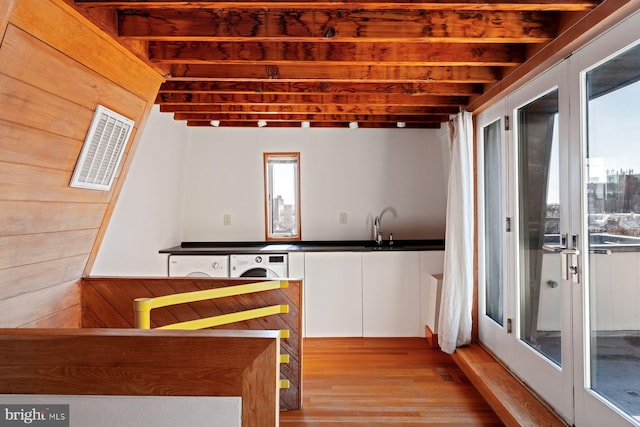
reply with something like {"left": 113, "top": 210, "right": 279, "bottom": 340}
{"left": 374, "top": 216, "right": 383, "bottom": 245}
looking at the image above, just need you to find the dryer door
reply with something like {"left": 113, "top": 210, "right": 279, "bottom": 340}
{"left": 239, "top": 267, "right": 280, "bottom": 278}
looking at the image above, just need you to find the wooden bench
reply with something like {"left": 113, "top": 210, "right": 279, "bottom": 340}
{"left": 451, "top": 343, "right": 568, "bottom": 427}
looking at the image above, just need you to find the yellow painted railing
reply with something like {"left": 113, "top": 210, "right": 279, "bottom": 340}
{"left": 134, "top": 280, "right": 289, "bottom": 329}
{"left": 134, "top": 279, "right": 292, "bottom": 389}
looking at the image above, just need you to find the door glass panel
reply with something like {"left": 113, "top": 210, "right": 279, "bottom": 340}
{"left": 483, "top": 119, "right": 504, "bottom": 325}
{"left": 517, "top": 89, "right": 562, "bottom": 366}
{"left": 585, "top": 42, "right": 640, "bottom": 419}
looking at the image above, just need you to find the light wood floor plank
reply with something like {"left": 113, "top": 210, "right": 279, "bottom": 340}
{"left": 280, "top": 338, "right": 504, "bottom": 426}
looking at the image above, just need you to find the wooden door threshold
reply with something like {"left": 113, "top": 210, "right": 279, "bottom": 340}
{"left": 451, "top": 343, "right": 568, "bottom": 427}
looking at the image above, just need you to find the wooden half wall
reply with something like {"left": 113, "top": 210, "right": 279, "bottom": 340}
{"left": 0, "top": 328, "right": 280, "bottom": 427}
{"left": 0, "top": 0, "right": 164, "bottom": 328}
{"left": 82, "top": 277, "right": 303, "bottom": 411}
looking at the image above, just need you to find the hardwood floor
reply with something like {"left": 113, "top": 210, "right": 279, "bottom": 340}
{"left": 279, "top": 338, "right": 504, "bottom": 426}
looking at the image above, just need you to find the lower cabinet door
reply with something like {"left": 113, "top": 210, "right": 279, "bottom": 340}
{"left": 304, "top": 252, "right": 363, "bottom": 337}
{"left": 362, "top": 251, "right": 421, "bottom": 337}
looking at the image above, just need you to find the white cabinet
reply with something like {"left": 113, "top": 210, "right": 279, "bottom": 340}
{"left": 301, "top": 250, "right": 444, "bottom": 338}
{"left": 362, "top": 251, "right": 421, "bottom": 337}
{"left": 287, "top": 252, "right": 305, "bottom": 279}
{"left": 419, "top": 251, "right": 445, "bottom": 337}
{"left": 304, "top": 252, "right": 363, "bottom": 337}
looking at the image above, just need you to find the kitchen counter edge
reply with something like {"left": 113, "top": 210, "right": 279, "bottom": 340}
{"left": 160, "top": 240, "right": 445, "bottom": 255}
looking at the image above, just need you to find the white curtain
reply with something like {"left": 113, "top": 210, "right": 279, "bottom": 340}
{"left": 438, "top": 111, "right": 474, "bottom": 354}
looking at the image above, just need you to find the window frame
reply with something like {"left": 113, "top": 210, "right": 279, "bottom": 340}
{"left": 263, "top": 152, "right": 301, "bottom": 241}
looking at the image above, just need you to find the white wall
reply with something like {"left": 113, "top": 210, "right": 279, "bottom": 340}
{"left": 92, "top": 111, "right": 450, "bottom": 276}
{"left": 182, "top": 126, "right": 448, "bottom": 241}
{"left": 91, "top": 106, "right": 188, "bottom": 276}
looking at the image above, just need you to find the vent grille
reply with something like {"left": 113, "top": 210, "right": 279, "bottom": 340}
{"left": 70, "top": 105, "right": 135, "bottom": 191}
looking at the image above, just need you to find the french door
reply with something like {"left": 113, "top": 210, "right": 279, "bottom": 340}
{"left": 478, "top": 9, "right": 640, "bottom": 426}
{"left": 571, "top": 10, "right": 640, "bottom": 427}
{"left": 478, "top": 63, "right": 575, "bottom": 423}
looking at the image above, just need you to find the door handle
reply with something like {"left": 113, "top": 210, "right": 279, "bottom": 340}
{"left": 561, "top": 248, "right": 580, "bottom": 283}
{"left": 543, "top": 234, "right": 567, "bottom": 254}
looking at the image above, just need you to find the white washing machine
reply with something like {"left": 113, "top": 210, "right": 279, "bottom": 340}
{"left": 230, "top": 254, "right": 288, "bottom": 278}
{"left": 168, "top": 255, "right": 229, "bottom": 277}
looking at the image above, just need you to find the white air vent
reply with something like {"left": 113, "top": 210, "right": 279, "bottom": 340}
{"left": 70, "top": 105, "right": 135, "bottom": 191}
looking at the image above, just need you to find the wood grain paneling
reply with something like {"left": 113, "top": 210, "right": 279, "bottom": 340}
{"left": 0, "top": 121, "right": 83, "bottom": 172}
{"left": 0, "top": 201, "right": 107, "bottom": 236}
{"left": 0, "top": 1, "right": 16, "bottom": 43}
{"left": 0, "top": 25, "right": 148, "bottom": 124}
{"left": 0, "top": 162, "right": 111, "bottom": 204}
{"left": 0, "top": 75, "right": 94, "bottom": 140}
{"left": 0, "top": 280, "right": 81, "bottom": 328}
{"left": 82, "top": 277, "right": 303, "bottom": 411}
{"left": 0, "top": 255, "right": 88, "bottom": 301}
{"left": 11, "top": 0, "right": 162, "bottom": 99}
{"left": 0, "top": 229, "right": 98, "bottom": 271}
{"left": 0, "top": 0, "right": 163, "bottom": 328}
{"left": 23, "top": 305, "right": 82, "bottom": 329}
{"left": 0, "top": 328, "right": 280, "bottom": 427}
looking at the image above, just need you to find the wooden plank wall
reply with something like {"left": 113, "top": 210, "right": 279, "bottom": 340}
{"left": 0, "top": 328, "right": 281, "bottom": 427}
{"left": 0, "top": 0, "right": 164, "bottom": 328}
{"left": 82, "top": 277, "right": 303, "bottom": 411}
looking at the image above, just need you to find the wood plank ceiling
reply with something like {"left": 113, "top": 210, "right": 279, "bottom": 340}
{"left": 70, "top": 1, "right": 601, "bottom": 128}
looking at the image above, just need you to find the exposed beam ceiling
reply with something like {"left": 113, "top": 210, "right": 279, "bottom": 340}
{"left": 70, "top": 0, "right": 602, "bottom": 128}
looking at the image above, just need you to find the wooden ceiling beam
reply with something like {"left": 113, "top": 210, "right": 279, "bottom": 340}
{"left": 69, "top": 0, "right": 604, "bottom": 128}
{"left": 161, "top": 104, "right": 459, "bottom": 114}
{"left": 148, "top": 41, "right": 525, "bottom": 66}
{"left": 155, "top": 93, "right": 467, "bottom": 105}
{"left": 168, "top": 64, "right": 501, "bottom": 82}
{"left": 117, "top": 9, "right": 557, "bottom": 42}
{"left": 173, "top": 113, "right": 451, "bottom": 122}
{"left": 75, "top": 1, "right": 599, "bottom": 12}
{"left": 185, "top": 120, "right": 441, "bottom": 128}
{"left": 159, "top": 104, "right": 460, "bottom": 114}
{"left": 157, "top": 81, "right": 484, "bottom": 95}
{"left": 467, "top": 0, "right": 637, "bottom": 113}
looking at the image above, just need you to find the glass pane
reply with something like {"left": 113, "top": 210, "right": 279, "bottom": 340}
{"left": 517, "top": 89, "right": 562, "bottom": 366}
{"left": 265, "top": 153, "right": 300, "bottom": 239}
{"left": 483, "top": 119, "right": 504, "bottom": 325}
{"left": 586, "top": 43, "right": 640, "bottom": 419}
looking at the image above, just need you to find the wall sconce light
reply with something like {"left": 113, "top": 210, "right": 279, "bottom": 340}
{"left": 349, "top": 121, "right": 359, "bottom": 129}
{"left": 210, "top": 120, "right": 220, "bottom": 127}
{"left": 397, "top": 122, "right": 406, "bottom": 128}
{"left": 257, "top": 120, "right": 267, "bottom": 127}
{"left": 301, "top": 121, "right": 311, "bottom": 128}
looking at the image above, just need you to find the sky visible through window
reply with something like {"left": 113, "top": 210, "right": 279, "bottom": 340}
{"left": 272, "top": 164, "right": 296, "bottom": 204}
{"left": 587, "top": 80, "right": 640, "bottom": 182}
{"left": 545, "top": 81, "right": 640, "bottom": 205}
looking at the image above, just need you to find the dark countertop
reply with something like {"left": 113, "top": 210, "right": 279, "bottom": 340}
{"left": 160, "top": 239, "right": 445, "bottom": 255}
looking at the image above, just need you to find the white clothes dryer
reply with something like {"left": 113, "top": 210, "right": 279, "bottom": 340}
{"left": 230, "top": 254, "right": 288, "bottom": 278}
